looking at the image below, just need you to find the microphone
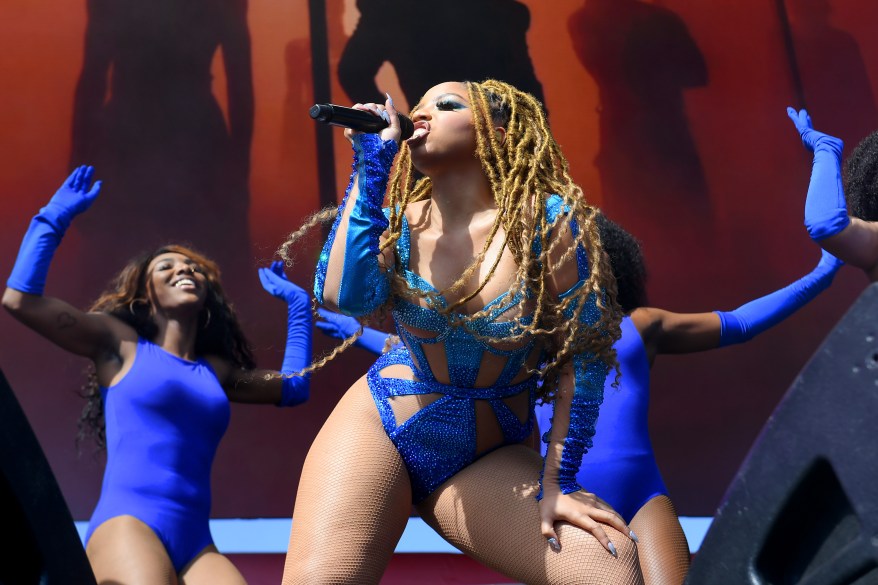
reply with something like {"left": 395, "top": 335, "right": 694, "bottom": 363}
{"left": 309, "top": 104, "right": 415, "bottom": 141}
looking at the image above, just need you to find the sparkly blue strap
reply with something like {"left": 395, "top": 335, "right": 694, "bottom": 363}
{"left": 314, "top": 134, "right": 398, "bottom": 316}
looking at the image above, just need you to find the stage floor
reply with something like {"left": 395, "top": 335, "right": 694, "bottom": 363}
{"left": 228, "top": 553, "right": 521, "bottom": 584}
{"left": 74, "top": 516, "right": 711, "bottom": 583}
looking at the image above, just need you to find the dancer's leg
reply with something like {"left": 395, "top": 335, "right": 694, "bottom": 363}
{"left": 418, "top": 445, "right": 644, "bottom": 585}
{"left": 629, "top": 496, "right": 690, "bottom": 585}
{"left": 282, "top": 377, "right": 413, "bottom": 585}
{"left": 86, "top": 515, "right": 177, "bottom": 585}
{"left": 179, "top": 545, "right": 247, "bottom": 585}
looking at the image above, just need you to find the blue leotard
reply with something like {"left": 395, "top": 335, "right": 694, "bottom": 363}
{"left": 85, "top": 338, "right": 230, "bottom": 573}
{"left": 536, "top": 316, "right": 664, "bottom": 523}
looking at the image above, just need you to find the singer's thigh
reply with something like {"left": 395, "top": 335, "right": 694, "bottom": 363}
{"left": 282, "top": 378, "right": 412, "bottom": 585}
{"left": 417, "top": 445, "right": 643, "bottom": 585}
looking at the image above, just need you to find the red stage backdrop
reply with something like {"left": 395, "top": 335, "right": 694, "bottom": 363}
{"left": 0, "top": 0, "right": 875, "bottom": 519}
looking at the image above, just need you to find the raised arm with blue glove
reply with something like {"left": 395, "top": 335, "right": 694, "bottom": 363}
{"left": 787, "top": 108, "right": 850, "bottom": 241}
{"left": 8, "top": 166, "right": 101, "bottom": 294}
{"left": 258, "top": 261, "right": 312, "bottom": 406}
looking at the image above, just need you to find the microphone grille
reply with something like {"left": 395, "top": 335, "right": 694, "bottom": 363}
{"left": 398, "top": 115, "right": 415, "bottom": 141}
{"left": 309, "top": 104, "right": 332, "bottom": 122}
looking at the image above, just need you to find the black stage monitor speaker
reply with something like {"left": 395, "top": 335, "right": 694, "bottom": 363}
{"left": 685, "top": 283, "right": 878, "bottom": 585}
{"left": 0, "top": 368, "right": 96, "bottom": 585}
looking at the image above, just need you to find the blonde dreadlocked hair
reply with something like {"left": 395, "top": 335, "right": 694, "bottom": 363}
{"left": 279, "top": 79, "right": 621, "bottom": 399}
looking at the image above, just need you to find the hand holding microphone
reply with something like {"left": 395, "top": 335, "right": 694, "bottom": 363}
{"left": 310, "top": 93, "right": 414, "bottom": 142}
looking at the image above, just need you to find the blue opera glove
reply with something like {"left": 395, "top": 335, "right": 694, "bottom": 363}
{"left": 7, "top": 166, "right": 101, "bottom": 294}
{"left": 258, "top": 261, "right": 312, "bottom": 406}
{"left": 315, "top": 307, "right": 392, "bottom": 355}
{"left": 787, "top": 108, "right": 850, "bottom": 241}
{"left": 546, "top": 292, "right": 606, "bottom": 499}
{"left": 538, "top": 195, "right": 608, "bottom": 498}
{"left": 716, "top": 249, "right": 842, "bottom": 346}
{"left": 314, "top": 133, "right": 397, "bottom": 316}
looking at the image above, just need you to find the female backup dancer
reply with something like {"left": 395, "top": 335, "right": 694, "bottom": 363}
{"left": 3, "top": 166, "right": 313, "bottom": 584}
{"left": 788, "top": 107, "right": 878, "bottom": 281}
{"left": 534, "top": 217, "right": 841, "bottom": 584}
{"left": 280, "top": 81, "right": 643, "bottom": 584}
{"left": 315, "top": 215, "right": 842, "bottom": 585}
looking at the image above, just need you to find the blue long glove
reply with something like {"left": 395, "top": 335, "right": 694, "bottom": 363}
{"left": 314, "top": 134, "right": 397, "bottom": 316}
{"left": 7, "top": 166, "right": 101, "bottom": 294}
{"left": 716, "top": 249, "right": 842, "bottom": 346}
{"left": 787, "top": 108, "right": 850, "bottom": 241}
{"left": 258, "top": 261, "right": 312, "bottom": 406}
{"left": 315, "top": 307, "right": 392, "bottom": 355}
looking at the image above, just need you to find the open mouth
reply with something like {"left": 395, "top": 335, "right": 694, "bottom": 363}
{"left": 407, "top": 122, "right": 430, "bottom": 144}
{"left": 173, "top": 278, "right": 197, "bottom": 289}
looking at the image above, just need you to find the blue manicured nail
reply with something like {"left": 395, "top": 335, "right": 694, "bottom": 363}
{"left": 608, "top": 542, "right": 617, "bottom": 558}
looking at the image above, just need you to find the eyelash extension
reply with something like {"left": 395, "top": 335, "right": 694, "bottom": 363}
{"left": 436, "top": 99, "right": 463, "bottom": 111}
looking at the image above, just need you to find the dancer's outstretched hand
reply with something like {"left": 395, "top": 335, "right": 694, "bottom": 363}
{"left": 315, "top": 307, "right": 361, "bottom": 340}
{"left": 538, "top": 487, "right": 636, "bottom": 557}
{"left": 787, "top": 107, "right": 843, "bottom": 155}
{"left": 45, "top": 165, "right": 102, "bottom": 228}
{"left": 258, "top": 261, "right": 309, "bottom": 309}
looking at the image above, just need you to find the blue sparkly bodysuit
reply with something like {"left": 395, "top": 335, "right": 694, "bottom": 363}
{"left": 316, "top": 134, "right": 607, "bottom": 503}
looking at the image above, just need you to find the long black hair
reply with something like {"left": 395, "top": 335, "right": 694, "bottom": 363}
{"left": 596, "top": 214, "right": 648, "bottom": 313}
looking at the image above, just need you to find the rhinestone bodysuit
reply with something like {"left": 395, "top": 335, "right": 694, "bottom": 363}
{"left": 315, "top": 134, "right": 608, "bottom": 502}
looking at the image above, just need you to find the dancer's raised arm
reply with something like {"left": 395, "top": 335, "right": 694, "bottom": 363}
{"left": 788, "top": 107, "right": 878, "bottom": 273}
{"left": 2, "top": 166, "right": 125, "bottom": 360}
{"left": 214, "top": 261, "right": 312, "bottom": 406}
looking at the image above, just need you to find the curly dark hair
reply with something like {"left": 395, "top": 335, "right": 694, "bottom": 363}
{"left": 596, "top": 214, "right": 648, "bottom": 314}
{"left": 844, "top": 129, "right": 878, "bottom": 222}
{"left": 78, "top": 244, "right": 256, "bottom": 449}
